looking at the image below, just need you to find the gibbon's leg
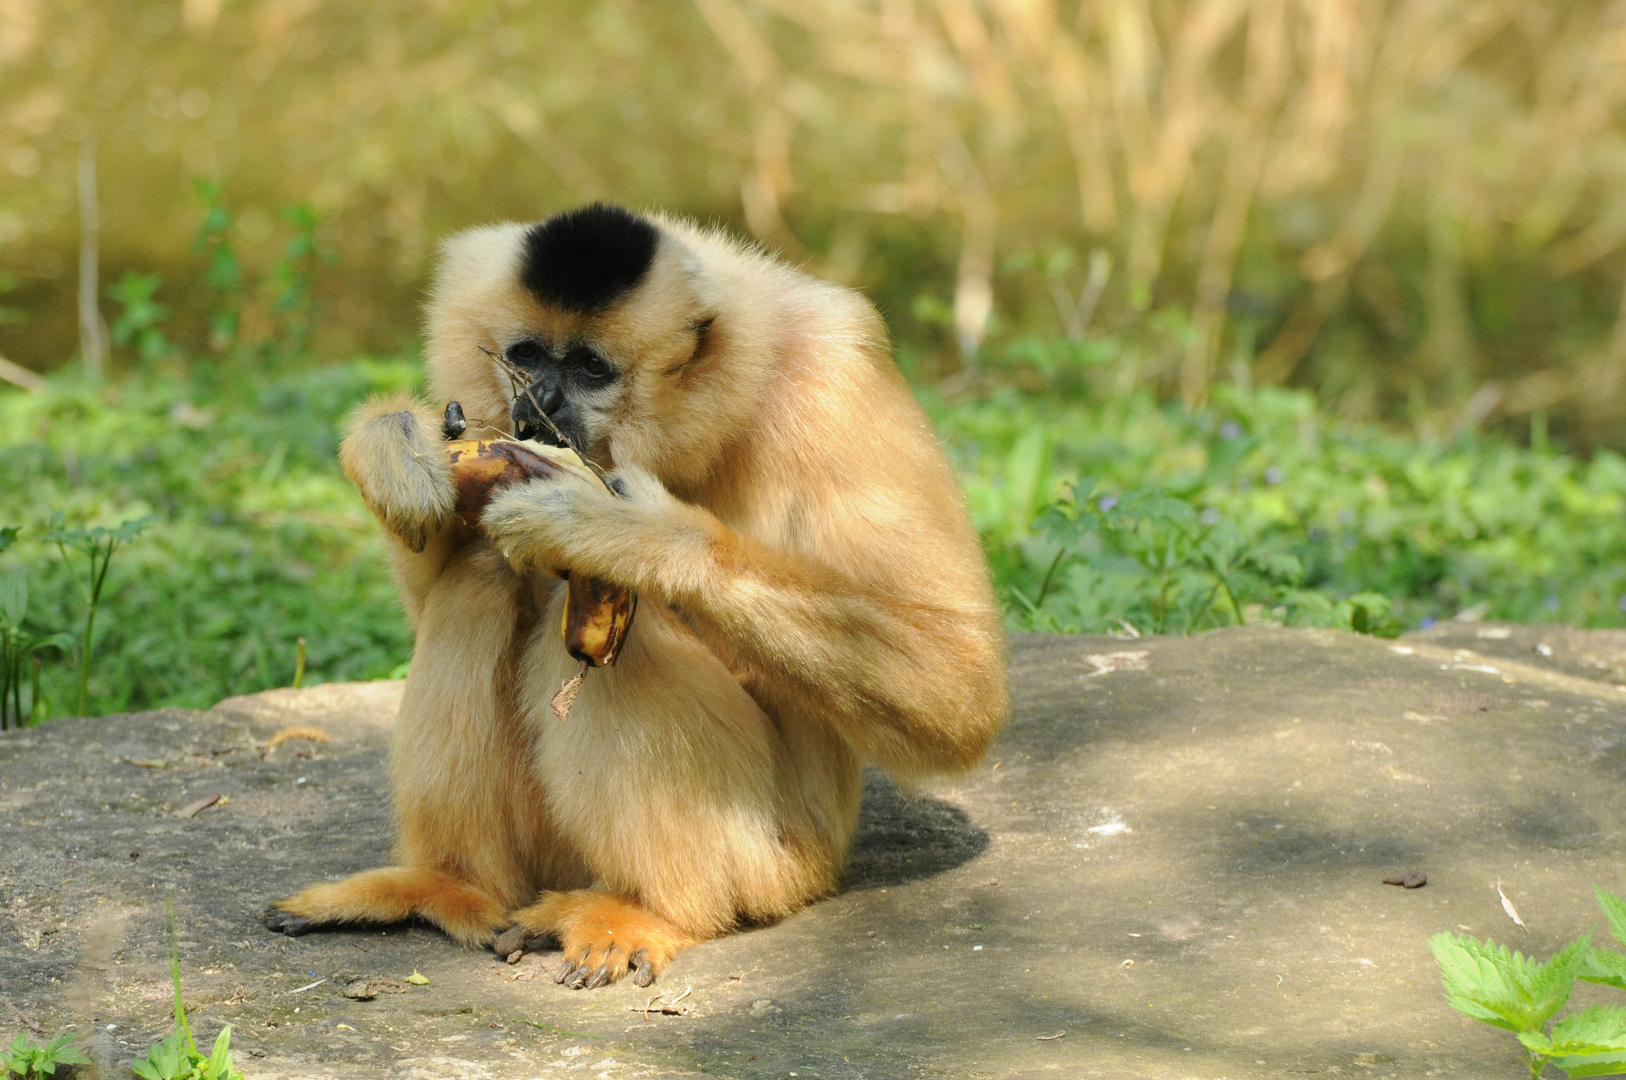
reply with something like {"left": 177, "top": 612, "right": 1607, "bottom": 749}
{"left": 266, "top": 546, "right": 589, "bottom": 947}
{"left": 262, "top": 867, "right": 506, "bottom": 947}
{"left": 499, "top": 599, "right": 862, "bottom": 988}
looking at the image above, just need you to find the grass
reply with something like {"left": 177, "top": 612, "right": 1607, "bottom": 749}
{"left": 928, "top": 338, "right": 1626, "bottom": 634}
{"left": 0, "top": 334, "right": 1623, "bottom": 719}
{"left": 0, "top": 357, "right": 416, "bottom": 717}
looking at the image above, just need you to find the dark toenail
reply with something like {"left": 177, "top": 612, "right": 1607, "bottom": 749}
{"left": 586, "top": 966, "right": 611, "bottom": 989}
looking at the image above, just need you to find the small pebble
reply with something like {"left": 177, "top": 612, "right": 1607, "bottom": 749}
{"left": 1382, "top": 872, "right": 1428, "bottom": 889}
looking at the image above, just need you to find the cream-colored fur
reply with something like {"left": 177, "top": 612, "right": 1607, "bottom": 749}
{"left": 266, "top": 209, "right": 1008, "bottom": 988}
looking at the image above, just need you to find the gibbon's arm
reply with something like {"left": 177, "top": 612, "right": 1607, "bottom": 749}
{"left": 338, "top": 394, "right": 471, "bottom": 625}
{"left": 481, "top": 461, "right": 1008, "bottom": 777}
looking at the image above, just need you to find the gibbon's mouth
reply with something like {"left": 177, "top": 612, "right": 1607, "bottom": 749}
{"left": 514, "top": 417, "right": 568, "bottom": 448}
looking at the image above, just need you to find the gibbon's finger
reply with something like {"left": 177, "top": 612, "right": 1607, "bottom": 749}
{"left": 480, "top": 474, "right": 601, "bottom": 570}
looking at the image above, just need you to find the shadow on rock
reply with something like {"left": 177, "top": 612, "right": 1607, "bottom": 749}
{"left": 841, "top": 768, "right": 989, "bottom": 890}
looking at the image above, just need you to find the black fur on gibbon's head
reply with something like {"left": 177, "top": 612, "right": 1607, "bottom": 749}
{"left": 520, "top": 203, "right": 659, "bottom": 314}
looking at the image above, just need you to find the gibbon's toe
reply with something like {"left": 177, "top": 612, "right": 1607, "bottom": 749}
{"left": 491, "top": 925, "right": 527, "bottom": 958}
{"left": 261, "top": 906, "right": 311, "bottom": 937}
{"left": 510, "top": 891, "right": 691, "bottom": 990}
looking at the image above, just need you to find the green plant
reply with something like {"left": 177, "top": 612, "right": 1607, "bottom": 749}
{"left": 129, "top": 899, "right": 242, "bottom": 1080}
{"left": 0, "top": 568, "right": 72, "bottom": 730}
{"left": 266, "top": 203, "right": 326, "bottom": 355}
{"left": 108, "top": 274, "right": 174, "bottom": 367}
{"left": 1432, "top": 887, "right": 1626, "bottom": 1078}
{"left": 934, "top": 374, "right": 1626, "bottom": 635}
{"left": 44, "top": 515, "right": 154, "bottom": 717}
{"left": 191, "top": 180, "right": 243, "bottom": 354}
{"left": 1024, "top": 478, "right": 1404, "bottom": 638}
{"left": 2, "top": 1032, "right": 90, "bottom": 1077}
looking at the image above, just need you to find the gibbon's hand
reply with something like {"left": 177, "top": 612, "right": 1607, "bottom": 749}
{"left": 480, "top": 461, "right": 661, "bottom": 578}
{"left": 338, "top": 397, "right": 457, "bottom": 554}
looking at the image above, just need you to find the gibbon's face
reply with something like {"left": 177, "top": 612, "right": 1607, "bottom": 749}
{"left": 423, "top": 204, "right": 736, "bottom": 485}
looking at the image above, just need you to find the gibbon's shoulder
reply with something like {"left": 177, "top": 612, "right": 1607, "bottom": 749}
{"left": 652, "top": 214, "right": 889, "bottom": 358}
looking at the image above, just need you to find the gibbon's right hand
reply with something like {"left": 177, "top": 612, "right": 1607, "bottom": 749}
{"left": 338, "top": 397, "right": 457, "bottom": 553}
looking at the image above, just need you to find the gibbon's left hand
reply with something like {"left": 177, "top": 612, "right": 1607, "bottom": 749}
{"left": 480, "top": 461, "right": 665, "bottom": 579}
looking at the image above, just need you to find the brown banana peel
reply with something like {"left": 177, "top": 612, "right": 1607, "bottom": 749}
{"left": 443, "top": 438, "right": 637, "bottom": 676}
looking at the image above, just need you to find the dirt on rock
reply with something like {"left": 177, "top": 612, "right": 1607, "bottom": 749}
{"left": 4, "top": 626, "right": 1626, "bottom": 1078}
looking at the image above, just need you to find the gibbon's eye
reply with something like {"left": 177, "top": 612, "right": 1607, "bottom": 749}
{"left": 507, "top": 339, "right": 543, "bottom": 365}
{"left": 570, "top": 348, "right": 614, "bottom": 381}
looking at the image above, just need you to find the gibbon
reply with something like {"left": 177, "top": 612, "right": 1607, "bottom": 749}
{"left": 262, "top": 204, "right": 1008, "bottom": 988}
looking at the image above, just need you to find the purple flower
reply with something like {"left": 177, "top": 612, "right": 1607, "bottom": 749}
{"left": 1220, "top": 421, "right": 1242, "bottom": 441}
{"left": 1098, "top": 495, "right": 1118, "bottom": 512}
{"left": 1264, "top": 466, "right": 1284, "bottom": 486}
{"left": 1419, "top": 616, "right": 1437, "bottom": 630}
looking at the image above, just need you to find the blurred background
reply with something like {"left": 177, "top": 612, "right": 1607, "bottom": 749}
{"left": 5, "top": 0, "right": 1626, "bottom": 720}
{"left": 8, "top": 0, "right": 1626, "bottom": 442}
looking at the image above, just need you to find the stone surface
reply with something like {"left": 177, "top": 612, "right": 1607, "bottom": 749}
{"left": 5, "top": 627, "right": 1626, "bottom": 1079}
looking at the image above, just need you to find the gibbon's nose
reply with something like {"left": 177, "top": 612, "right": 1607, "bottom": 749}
{"left": 531, "top": 379, "right": 563, "bottom": 417}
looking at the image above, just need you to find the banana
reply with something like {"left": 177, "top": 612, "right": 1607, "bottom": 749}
{"left": 442, "top": 436, "right": 638, "bottom": 673}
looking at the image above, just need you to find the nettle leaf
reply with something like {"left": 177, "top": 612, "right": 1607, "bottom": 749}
{"left": 1582, "top": 947, "right": 1626, "bottom": 990}
{"left": 1554, "top": 1050, "right": 1626, "bottom": 1079}
{"left": 1597, "top": 888, "right": 1626, "bottom": 950}
{"left": 111, "top": 515, "right": 159, "bottom": 543}
{"left": 1430, "top": 932, "right": 1590, "bottom": 1033}
{"left": 1520, "top": 1005, "right": 1626, "bottom": 1056}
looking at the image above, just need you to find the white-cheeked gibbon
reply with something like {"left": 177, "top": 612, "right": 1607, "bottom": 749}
{"left": 263, "top": 204, "right": 1008, "bottom": 988}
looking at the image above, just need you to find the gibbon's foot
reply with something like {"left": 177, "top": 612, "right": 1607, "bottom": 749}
{"left": 263, "top": 866, "right": 507, "bottom": 948}
{"left": 261, "top": 907, "right": 312, "bottom": 937}
{"left": 506, "top": 891, "right": 692, "bottom": 989}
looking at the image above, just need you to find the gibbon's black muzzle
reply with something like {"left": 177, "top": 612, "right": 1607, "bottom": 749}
{"left": 511, "top": 379, "right": 566, "bottom": 445}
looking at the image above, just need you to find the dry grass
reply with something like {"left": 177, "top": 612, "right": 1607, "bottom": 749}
{"left": 4, "top": 1, "right": 1626, "bottom": 443}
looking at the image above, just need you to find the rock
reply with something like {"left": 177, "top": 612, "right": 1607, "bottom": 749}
{"left": 3, "top": 627, "right": 1626, "bottom": 1077}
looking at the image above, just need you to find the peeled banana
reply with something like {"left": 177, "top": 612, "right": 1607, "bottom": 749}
{"left": 442, "top": 434, "right": 638, "bottom": 673}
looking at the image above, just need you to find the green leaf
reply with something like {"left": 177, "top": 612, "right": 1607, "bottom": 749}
{"left": 1554, "top": 1051, "right": 1626, "bottom": 1079}
{"left": 1597, "top": 888, "right": 1626, "bottom": 951}
{"left": 205, "top": 1025, "right": 237, "bottom": 1078}
{"left": 1583, "top": 947, "right": 1626, "bottom": 990}
{"left": 1430, "top": 931, "right": 1590, "bottom": 1033}
{"left": 0, "top": 572, "right": 24, "bottom": 626}
{"left": 111, "top": 515, "right": 159, "bottom": 543}
{"left": 1520, "top": 1005, "right": 1626, "bottom": 1056}
{"left": 22, "top": 631, "right": 73, "bottom": 657}
{"left": 0, "top": 525, "right": 17, "bottom": 554}
{"left": 42, "top": 1033, "right": 89, "bottom": 1066}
